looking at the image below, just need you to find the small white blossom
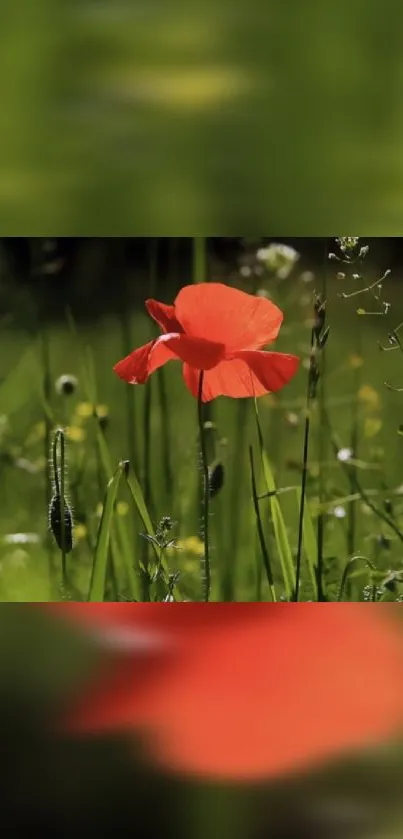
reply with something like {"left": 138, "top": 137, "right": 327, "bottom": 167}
{"left": 300, "top": 271, "right": 315, "bottom": 284}
{"left": 332, "top": 505, "right": 347, "bottom": 519}
{"left": 336, "top": 237, "right": 360, "bottom": 253}
{"left": 2, "top": 533, "right": 40, "bottom": 545}
{"left": 285, "top": 412, "right": 299, "bottom": 427}
{"left": 337, "top": 447, "right": 353, "bottom": 463}
{"left": 256, "top": 243, "right": 300, "bottom": 279}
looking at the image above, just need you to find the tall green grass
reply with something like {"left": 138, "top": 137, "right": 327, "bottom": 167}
{"left": 1, "top": 238, "right": 403, "bottom": 601}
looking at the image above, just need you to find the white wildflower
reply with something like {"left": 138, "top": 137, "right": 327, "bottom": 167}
{"left": 256, "top": 243, "right": 300, "bottom": 279}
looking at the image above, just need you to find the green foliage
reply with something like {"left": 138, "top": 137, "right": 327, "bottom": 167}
{"left": 2, "top": 238, "right": 403, "bottom": 601}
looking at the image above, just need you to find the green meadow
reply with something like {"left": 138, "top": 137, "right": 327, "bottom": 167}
{"left": 1, "top": 237, "right": 403, "bottom": 602}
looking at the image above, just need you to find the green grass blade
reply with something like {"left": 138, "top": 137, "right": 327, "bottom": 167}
{"left": 249, "top": 446, "right": 276, "bottom": 601}
{"left": 254, "top": 402, "right": 295, "bottom": 598}
{"left": 337, "top": 555, "right": 376, "bottom": 602}
{"left": 294, "top": 488, "right": 319, "bottom": 600}
{"left": 88, "top": 462, "right": 126, "bottom": 602}
{"left": 64, "top": 318, "right": 140, "bottom": 601}
{"left": 95, "top": 430, "right": 141, "bottom": 601}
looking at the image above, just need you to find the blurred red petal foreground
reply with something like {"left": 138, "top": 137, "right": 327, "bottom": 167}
{"left": 42, "top": 604, "right": 403, "bottom": 783}
{"left": 113, "top": 284, "right": 300, "bottom": 402}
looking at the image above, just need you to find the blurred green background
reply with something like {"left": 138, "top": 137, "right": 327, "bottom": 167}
{"left": 2, "top": 1, "right": 403, "bottom": 233}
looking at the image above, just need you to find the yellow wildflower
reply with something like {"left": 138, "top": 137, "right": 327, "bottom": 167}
{"left": 95, "top": 404, "right": 109, "bottom": 419}
{"left": 363, "top": 417, "right": 382, "bottom": 439}
{"left": 348, "top": 354, "right": 364, "bottom": 369}
{"left": 65, "top": 425, "right": 86, "bottom": 443}
{"left": 75, "top": 402, "right": 94, "bottom": 419}
{"left": 74, "top": 524, "right": 87, "bottom": 542}
{"left": 183, "top": 559, "right": 199, "bottom": 573}
{"left": 357, "top": 385, "right": 381, "bottom": 411}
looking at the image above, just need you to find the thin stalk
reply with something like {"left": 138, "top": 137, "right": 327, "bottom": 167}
{"left": 294, "top": 329, "right": 315, "bottom": 602}
{"left": 249, "top": 446, "right": 276, "bottom": 601}
{"left": 223, "top": 400, "right": 247, "bottom": 600}
{"left": 95, "top": 422, "right": 118, "bottom": 599}
{"left": 337, "top": 555, "right": 376, "bottom": 602}
{"left": 347, "top": 328, "right": 362, "bottom": 557}
{"left": 198, "top": 371, "right": 211, "bottom": 601}
{"left": 316, "top": 238, "right": 328, "bottom": 600}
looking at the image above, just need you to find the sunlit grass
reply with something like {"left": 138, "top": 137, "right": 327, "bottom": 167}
{"left": 1, "top": 238, "right": 403, "bottom": 601}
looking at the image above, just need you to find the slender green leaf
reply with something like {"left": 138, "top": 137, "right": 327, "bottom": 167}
{"left": 65, "top": 319, "right": 140, "bottom": 601}
{"left": 254, "top": 402, "right": 295, "bottom": 598}
{"left": 294, "top": 488, "right": 319, "bottom": 600}
{"left": 337, "top": 555, "right": 376, "bottom": 602}
{"left": 249, "top": 446, "right": 276, "bottom": 601}
{"left": 88, "top": 462, "right": 126, "bottom": 602}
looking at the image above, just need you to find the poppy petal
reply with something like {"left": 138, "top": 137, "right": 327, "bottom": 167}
{"left": 45, "top": 605, "right": 263, "bottom": 734}
{"left": 114, "top": 334, "right": 225, "bottom": 384}
{"left": 114, "top": 340, "right": 159, "bottom": 384}
{"left": 183, "top": 351, "right": 299, "bottom": 401}
{"left": 40, "top": 603, "right": 258, "bottom": 637}
{"left": 174, "top": 283, "right": 283, "bottom": 352}
{"left": 143, "top": 606, "right": 403, "bottom": 782}
{"left": 42, "top": 605, "right": 403, "bottom": 782}
{"left": 145, "top": 299, "right": 183, "bottom": 334}
{"left": 233, "top": 350, "right": 300, "bottom": 391}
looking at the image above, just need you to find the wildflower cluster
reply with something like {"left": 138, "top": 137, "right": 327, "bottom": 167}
{"left": 256, "top": 242, "right": 300, "bottom": 279}
{"left": 330, "top": 237, "right": 391, "bottom": 317}
{"left": 141, "top": 516, "right": 181, "bottom": 595}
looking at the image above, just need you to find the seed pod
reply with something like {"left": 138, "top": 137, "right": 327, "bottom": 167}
{"left": 55, "top": 374, "right": 78, "bottom": 396}
{"left": 49, "top": 492, "right": 73, "bottom": 553}
{"left": 318, "top": 325, "right": 330, "bottom": 349}
{"left": 208, "top": 462, "right": 224, "bottom": 498}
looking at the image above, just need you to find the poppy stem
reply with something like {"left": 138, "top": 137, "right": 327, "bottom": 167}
{"left": 198, "top": 371, "right": 211, "bottom": 602}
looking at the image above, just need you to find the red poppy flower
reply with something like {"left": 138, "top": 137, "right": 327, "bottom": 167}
{"left": 113, "top": 283, "right": 300, "bottom": 402}
{"left": 41, "top": 604, "right": 403, "bottom": 783}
